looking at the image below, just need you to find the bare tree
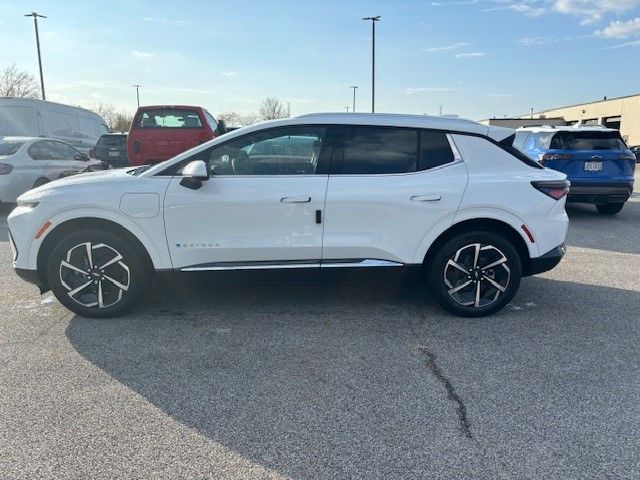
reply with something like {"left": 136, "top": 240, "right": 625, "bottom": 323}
{"left": 89, "top": 103, "right": 133, "bottom": 132}
{"left": 218, "top": 111, "right": 259, "bottom": 128}
{"left": 0, "top": 64, "right": 39, "bottom": 98}
{"left": 258, "top": 97, "right": 288, "bottom": 121}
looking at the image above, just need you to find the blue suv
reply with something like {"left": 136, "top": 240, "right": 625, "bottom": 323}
{"left": 514, "top": 126, "right": 636, "bottom": 214}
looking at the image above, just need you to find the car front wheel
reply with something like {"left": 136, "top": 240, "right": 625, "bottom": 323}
{"left": 428, "top": 232, "right": 522, "bottom": 317}
{"left": 46, "top": 228, "right": 152, "bottom": 318}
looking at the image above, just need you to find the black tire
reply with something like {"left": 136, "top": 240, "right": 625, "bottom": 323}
{"left": 427, "top": 231, "right": 522, "bottom": 317}
{"left": 46, "top": 228, "right": 152, "bottom": 318}
{"left": 33, "top": 177, "right": 49, "bottom": 188}
{"left": 596, "top": 202, "right": 624, "bottom": 215}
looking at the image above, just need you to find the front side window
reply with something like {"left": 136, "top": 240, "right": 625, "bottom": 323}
{"left": 338, "top": 127, "right": 417, "bottom": 174}
{"left": 134, "top": 109, "right": 203, "bottom": 129}
{"left": 53, "top": 141, "right": 82, "bottom": 160}
{"left": 205, "top": 127, "right": 326, "bottom": 175}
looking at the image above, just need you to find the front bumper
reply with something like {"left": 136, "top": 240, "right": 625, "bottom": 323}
{"left": 567, "top": 182, "right": 633, "bottom": 204}
{"left": 528, "top": 243, "right": 566, "bottom": 276}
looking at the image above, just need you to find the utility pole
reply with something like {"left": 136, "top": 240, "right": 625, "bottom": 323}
{"left": 362, "top": 16, "right": 380, "bottom": 113}
{"left": 24, "top": 12, "right": 46, "bottom": 100}
{"left": 350, "top": 85, "right": 358, "bottom": 113}
{"left": 345, "top": 106, "right": 349, "bottom": 112}
{"left": 132, "top": 84, "right": 142, "bottom": 107}
{"left": 439, "top": 105, "right": 443, "bottom": 116}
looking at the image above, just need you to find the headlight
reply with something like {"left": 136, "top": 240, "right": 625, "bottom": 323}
{"left": 16, "top": 201, "right": 39, "bottom": 209}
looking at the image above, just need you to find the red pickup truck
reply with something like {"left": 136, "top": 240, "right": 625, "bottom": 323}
{"left": 127, "top": 105, "right": 225, "bottom": 166}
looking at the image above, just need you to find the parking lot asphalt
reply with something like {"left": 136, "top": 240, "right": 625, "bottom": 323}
{"left": 1, "top": 193, "right": 640, "bottom": 480}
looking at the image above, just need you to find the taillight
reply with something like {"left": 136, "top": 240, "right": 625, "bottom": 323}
{"left": 531, "top": 180, "right": 570, "bottom": 200}
{"left": 0, "top": 163, "right": 13, "bottom": 175}
{"left": 619, "top": 153, "right": 635, "bottom": 160}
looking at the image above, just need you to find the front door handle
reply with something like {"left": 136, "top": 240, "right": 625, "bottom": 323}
{"left": 411, "top": 194, "right": 441, "bottom": 202}
{"left": 281, "top": 196, "right": 311, "bottom": 203}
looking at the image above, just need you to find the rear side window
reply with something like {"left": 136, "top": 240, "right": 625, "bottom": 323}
{"left": 0, "top": 140, "right": 25, "bottom": 156}
{"left": 133, "top": 109, "right": 203, "bottom": 129}
{"left": 512, "top": 131, "right": 531, "bottom": 151}
{"left": 419, "top": 131, "right": 454, "bottom": 170}
{"left": 339, "top": 126, "right": 417, "bottom": 174}
{"left": 549, "top": 131, "right": 626, "bottom": 150}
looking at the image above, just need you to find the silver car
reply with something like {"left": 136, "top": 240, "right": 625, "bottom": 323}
{"left": 0, "top": 137, "right": 106, "bottom": 203}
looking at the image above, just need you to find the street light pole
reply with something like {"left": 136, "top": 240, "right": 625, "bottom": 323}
{"left": 24, "top": 12, "right": 47, "bottom": 100}
{"left": 350, "top": 85, "right": 358, "bottom": 113}
{"left": 132, "top": 84, "right": 142, "bottom": 107}
{"left": 362, "top": 16, "right": 380, "bottom": 113}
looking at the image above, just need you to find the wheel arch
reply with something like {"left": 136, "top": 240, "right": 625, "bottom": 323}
{"left": 421, "top": 218, "right": 533, "bottom": 276}
{"left": 36, "top": 217, "right": 155, "bottom": 290}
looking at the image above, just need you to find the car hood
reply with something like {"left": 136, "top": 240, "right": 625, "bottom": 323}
{"left": 17, "top": 167, "right": 141, "bottom": 204}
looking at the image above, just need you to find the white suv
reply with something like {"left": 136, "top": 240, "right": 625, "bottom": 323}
{"left": 8, "top": 113, "right": 569, "bottom": 317}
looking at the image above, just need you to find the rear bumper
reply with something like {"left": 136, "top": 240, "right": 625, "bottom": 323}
{"left": 528, "top": 243, "right": 566, "bottom": 276}
{"left": 567, "top": 181, "right": 633, "bottom": 204}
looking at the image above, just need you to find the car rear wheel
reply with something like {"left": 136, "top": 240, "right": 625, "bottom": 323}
{"left": 46, "top": 229, "right": 152, "bottom": 318}
{"left": 428, "top": 232, "right": 522, "bottom": 317}
{"left": 596, "top": 202, "right": 624, "bottom": 215}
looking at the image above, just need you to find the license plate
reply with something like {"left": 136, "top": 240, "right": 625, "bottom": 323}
{"left": 584, "top": 161, "right": 602, "bottom": 172}
{"left": 108, "top": 151, "right": 120, "bottom": 157}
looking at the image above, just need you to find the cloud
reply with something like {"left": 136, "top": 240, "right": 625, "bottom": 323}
{"left": 132, "top": 50, "right": 155, "bottom": 59}
{"left": 520, "top": 35, "right": 557, "bottom": 46}
{"left": 431, "top": 0, "right": 481, "bottom": 4}
{"left": 424, "top": 42, "right": 470, "bottom": 52}
{"left": 221, "top": 71, "right": 237, "bottom": 77}
{"left": 553, "top": 0, "right": 640, "bottom": 25}
{"left": 142, "top": 17, "right": 191, "bottom": 26}
{"left": 596, "top": 17, "right": 640, "bottom": 38}
{"left": 404, "top": 87, "right": 461, "bottom": 95}
{"left": 455, "top": 52, "right": 486, "bottom": 58}
{"left": 484, "top": 2, "right": 547, "bottom": 17}
{"left": 597, "top": 39, "right": 640, "bottom": 49}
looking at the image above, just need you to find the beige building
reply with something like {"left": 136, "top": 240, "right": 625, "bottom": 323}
{"left": 481, "top": 93, "right": 640, "bottom": 146}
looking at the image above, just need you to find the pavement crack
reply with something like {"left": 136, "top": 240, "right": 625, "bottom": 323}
{"left": 416, "top": 344, "right": 473, "bottom": 439}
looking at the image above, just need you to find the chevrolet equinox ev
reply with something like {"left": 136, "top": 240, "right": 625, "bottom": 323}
{"left": 8, "top": 113, "right": 569, "bottom": 318}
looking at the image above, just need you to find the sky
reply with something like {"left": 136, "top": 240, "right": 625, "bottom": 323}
{"left": 1, "top": 0, "right": 640, "bottom": 120}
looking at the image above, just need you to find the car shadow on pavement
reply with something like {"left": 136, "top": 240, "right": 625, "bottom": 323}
{"left": 64, "top": 273, "right": 640, "bottom": 478}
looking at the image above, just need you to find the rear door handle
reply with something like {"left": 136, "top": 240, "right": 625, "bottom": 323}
{"left": 411, "top": 194, "right": 441, "bottom": 202}
{"left": 281, "top": 196, "right": 311, "bottom": 203}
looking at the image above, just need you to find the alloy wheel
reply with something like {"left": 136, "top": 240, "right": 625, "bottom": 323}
{"left": 59, "top": 242, "right": 130, "bottom": 309}
{"left": 443, "top": 243, "right": 511, "bottom": 308}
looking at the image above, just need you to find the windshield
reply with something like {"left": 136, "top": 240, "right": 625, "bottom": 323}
{"left": 0, "top": 140, "right": 25, "bottom": 156}
{"left": 549, "top": 131, "right": 627, "bottom": 150}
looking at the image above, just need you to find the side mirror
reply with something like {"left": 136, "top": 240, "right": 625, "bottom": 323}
{"left": 179, "top": 160, "right": 209, "bottom": 190}
{"left": 217, "top": 119, "right": 227, "bottom": 135}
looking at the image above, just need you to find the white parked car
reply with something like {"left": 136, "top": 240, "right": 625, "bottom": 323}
{"left": 8, "top": 113, "right": 570, "bottom": 318}
{"left": 0, "top": 98, "right": 110, "bottom": 154}
{"left": 0, "top": 137, "right": 107, "bottom": 203}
